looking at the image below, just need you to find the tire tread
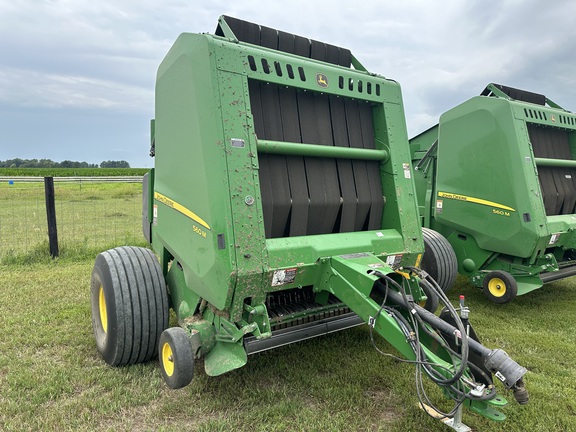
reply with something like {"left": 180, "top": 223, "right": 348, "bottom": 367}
{"left": 91, "top": 246, "right": 168, "bottom": 366}
{"left": 421, "top": 228, "right": 458, "bottom": 292}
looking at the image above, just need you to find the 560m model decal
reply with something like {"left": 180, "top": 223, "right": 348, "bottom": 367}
{"left": 438, "top": 191, "right": 516, "bottom": 212}
{"left": 154, "top": 192, "right": 211, "bottom": 230}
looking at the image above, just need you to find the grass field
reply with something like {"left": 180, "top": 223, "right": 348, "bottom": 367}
{"left": 0, "top": 182, "right": 143, "bottom": 263}
{"left": 1, "top": 252, "right": 576, "bottom": 431}
{"left": 0, "top": 167, "right": 148, "bottom": 177}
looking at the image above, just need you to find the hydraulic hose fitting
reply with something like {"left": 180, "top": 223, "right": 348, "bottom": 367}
{"left": 484, "top": 349, "right": 529, "bottom": 404}
{"left": 512, "top": 378, "right": 529, "bottom": 405}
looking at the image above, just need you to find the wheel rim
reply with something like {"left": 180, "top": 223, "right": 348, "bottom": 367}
{"left": 162, "top": 342, "right": 175, "bottom": 377}
{"left": 98, "top": 285, "right": 108, "bottom": 333}
{"left": 488, "top": 277, "right": 506, "bottom": 298}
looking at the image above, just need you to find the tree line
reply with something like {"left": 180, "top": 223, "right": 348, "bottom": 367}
{"left": 0, "top": 158, "right": 130, "bottom": 168}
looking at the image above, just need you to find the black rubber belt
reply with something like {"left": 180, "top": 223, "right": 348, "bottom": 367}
{"left": 359, "top": 102, "right": 384, "bottom": 229}
{"left": 530, "top": 125, "right": 575, "bottom": 215}
{"left": 345, "top": 98, "right": 373, "bottom": 230}
{"left": 530, "top": 125, "right": 560, "bottom": 215}
{"left": 237, "top": 15, "right": 384, "bottom": 237}
{"left": 259, "top": 29, "right": 292, "bottom": 238}
{"left": 550, "top": 128, "right": 576, "bottom": 214}
{"left": 330, "top": 95, "right": 358, "bottom": 232}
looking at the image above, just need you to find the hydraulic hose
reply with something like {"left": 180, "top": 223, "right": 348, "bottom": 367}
{"left": 383, "top": 288, "right": 529, "bottom": 404}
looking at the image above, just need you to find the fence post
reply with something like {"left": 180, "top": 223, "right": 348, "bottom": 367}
{"left": 44, "top": 177, "right": 59, "bottom": 258}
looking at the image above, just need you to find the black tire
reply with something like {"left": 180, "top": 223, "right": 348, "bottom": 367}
{"left": 482, "top": 270, "right": 518, "bottom": 304}
{"left": 90, "top": 246, "right": 169, "bottom": 366}
{"left": 419, "top": 280, "right": 440, "bottom": 313}
{"left": 159, "top": 327, "right": 194, "bottom": 389}
{"left": 420, "top": 228, "right": 458, "bottom": 293}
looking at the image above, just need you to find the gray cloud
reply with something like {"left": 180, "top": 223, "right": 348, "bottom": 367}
{"left": 1, "top": 0, "right": 574, "bottom": 167}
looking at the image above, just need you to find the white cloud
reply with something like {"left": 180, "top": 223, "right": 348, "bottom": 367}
{"left": 0, "top": 67, "right": 152, "bottom": 111}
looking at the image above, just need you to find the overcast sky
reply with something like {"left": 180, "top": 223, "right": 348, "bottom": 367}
{"left": 1, "top": 0, "right": 575, "bottom": 168}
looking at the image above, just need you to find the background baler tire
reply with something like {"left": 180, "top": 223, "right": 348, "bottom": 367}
{"left": 482, "top": 270, "right": 518, "bottom": 304}
{"left": 420, "top": 228, "right": 458, "bottom": 293}
{"left": 159, "top": 327, "right": 194, "bottom": 389}
{"left": 90, "top": 246, "right": 169, "bottom": 366}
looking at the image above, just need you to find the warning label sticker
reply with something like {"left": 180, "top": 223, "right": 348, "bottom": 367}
{"left": 271, "top": 268, "right": 297, "bottom": 287}
{"left": 436, "top": 200, "right": 443, "bottom": 214}
{"left": 339, "top": 252, "right": 371, "bottom": 259}
{"left": 385, "top": 254, "right": 402, "bottom": 268}
{"left": 403, "top": 162, "right": 411, "bottom": 179}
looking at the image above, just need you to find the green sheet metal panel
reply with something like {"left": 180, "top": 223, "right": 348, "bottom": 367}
{"left": 153, "top": 33, "right": 245, "bottom": 311}
{"left": 434, "top": 97, "right": 543, "bottom": 258}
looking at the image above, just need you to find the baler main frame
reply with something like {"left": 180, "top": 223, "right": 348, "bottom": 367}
{"left": 91, "top": 17, "right": 529, "bottom": 430}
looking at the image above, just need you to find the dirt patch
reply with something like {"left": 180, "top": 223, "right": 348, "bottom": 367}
{"left": 364, "top": 388, "right": 404, "bottom": 423}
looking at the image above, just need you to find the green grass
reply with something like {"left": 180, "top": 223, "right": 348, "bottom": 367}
{"left": 1, "top": 255, "right": 576, "bottom": 431}
{"left": 0, "top": 168, "right": 148, "bottom": 177}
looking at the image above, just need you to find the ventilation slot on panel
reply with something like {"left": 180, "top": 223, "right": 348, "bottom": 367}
{"left": 248, "top": 55, "right": 257, "bottom": 71}
{"left": 337, "top": 76, "right": 380, "bottom": 97}
{"left": 261, "top": 58, "right": 271, "bottom": 74}
{"left": 524, "top": 108, "right": 548, "bottom": 121}
{"left": 247, "top": 55, "right": 306, "bottom": 81}
{"left": 559, "top": 115, "right": 576, "bottom": 126}
{"left": 274, "top": 61, "right": 282, "bottom": 77}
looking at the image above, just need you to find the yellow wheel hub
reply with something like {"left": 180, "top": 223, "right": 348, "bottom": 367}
{"left": 162, "top": 342, "right": 175, "bottom": 377}
{"left": 98, "top": 285, "right": 108, "bottom": 333}
{"left": 488, "top": 277, "right": 506, "bottom": 298}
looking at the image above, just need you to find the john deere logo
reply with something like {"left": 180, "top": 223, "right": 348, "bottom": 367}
{"left": 316, "top": 73, "right": 328, "bottom": 88}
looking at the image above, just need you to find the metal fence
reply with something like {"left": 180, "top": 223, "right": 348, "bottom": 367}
{"left": 0, "top": 177, "right": 144, "bottom": 260}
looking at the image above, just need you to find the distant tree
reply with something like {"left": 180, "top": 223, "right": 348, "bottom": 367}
{"left": 38, "top": 159, "right": 56, "bottom": 168}
{"left": 21, "top": 159, "right": 39, "bottom": 168}
{"left": 0, "top": 158, "right": 104, "bottom": 168}
{"left": 5, "top": 158, "right": 23, "bottom": 167}
{"left": 100, "top": 160, "right": 130, "bottom": 168}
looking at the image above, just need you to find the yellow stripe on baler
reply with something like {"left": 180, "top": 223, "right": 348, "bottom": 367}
{"left": 154, "top": 192, "right": 211, "bottom": 230}
{"left": 438, "top": 191, "right": 516, "bottom": 212}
